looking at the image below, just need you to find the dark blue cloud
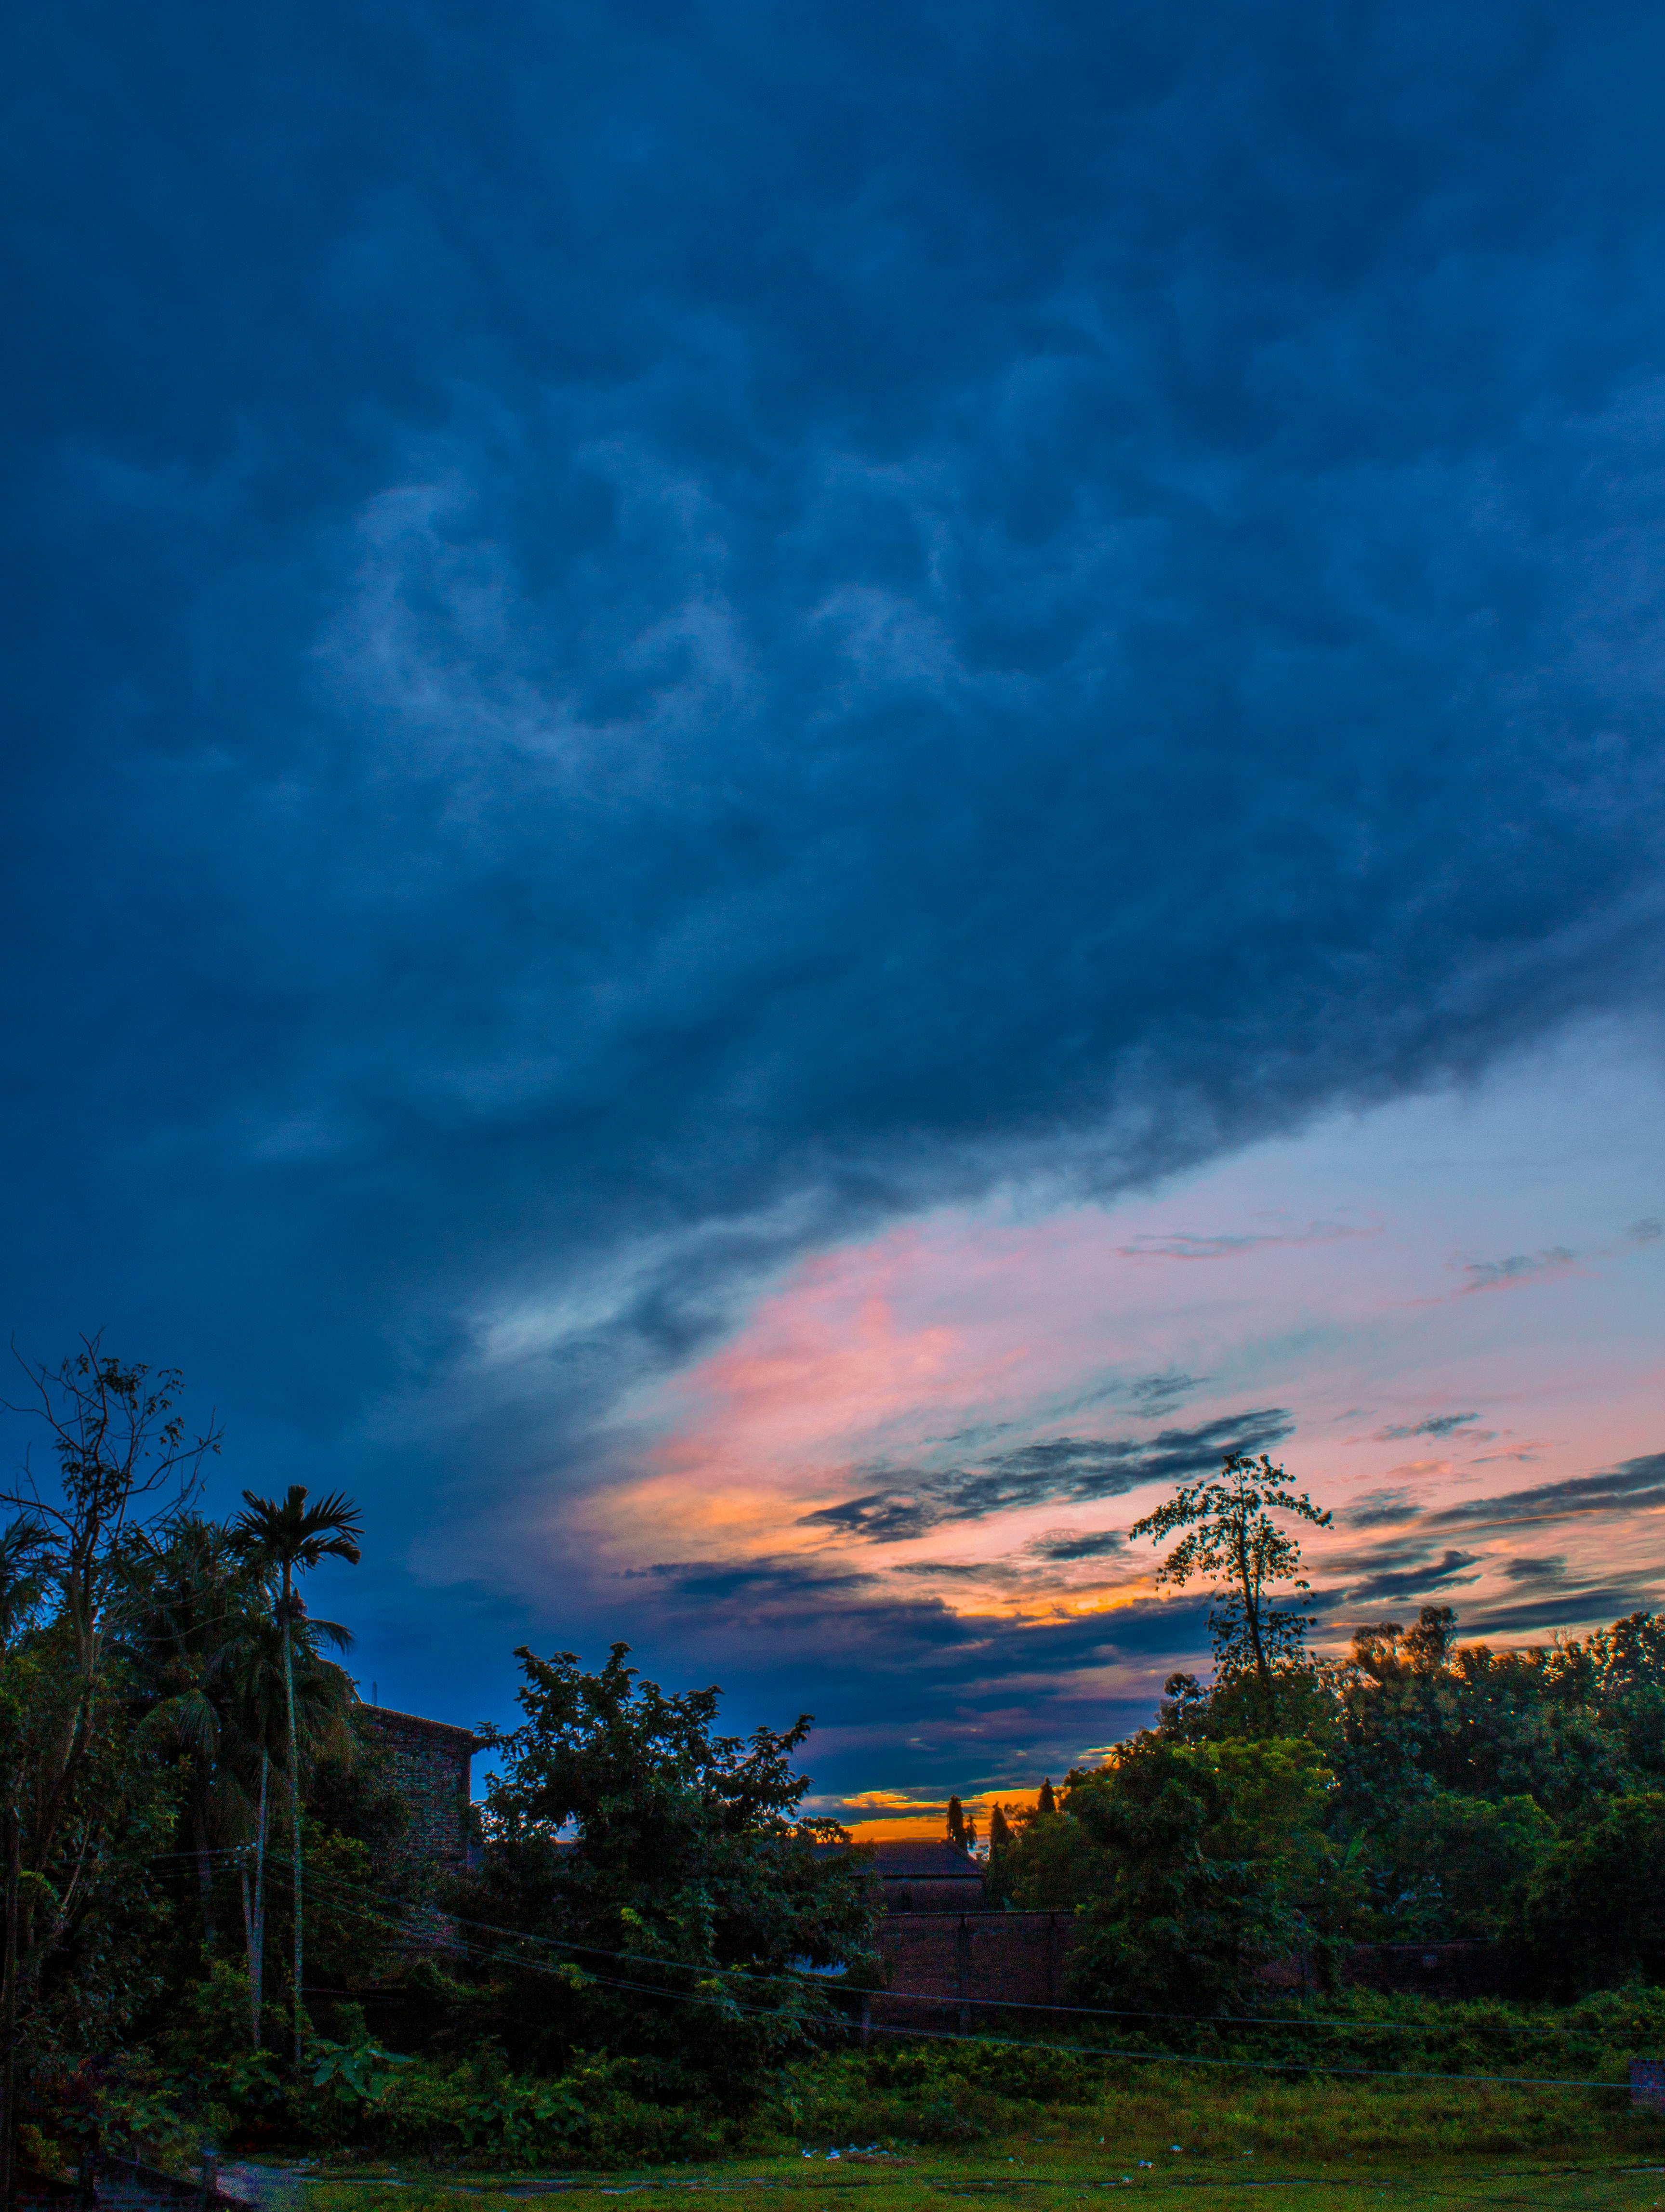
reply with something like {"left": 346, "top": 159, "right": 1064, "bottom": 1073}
{"left": 1027, "top": 1529, "right": 1127, "bottom": 1564}
{"left": 580, "top": 1551, "right": 1214, "bottom": 1792}
{"left": 798, "top": 1409, "right": 1294, "bottom": 1542}
{"left": 1374, "top": 1412, "right": 1482, "bottom": 1441}
{"left": 1342, "top": 1488, "right": 1427, "bottom": 1528}
{"left": 1463, "top": 1584, "right": 1665, "bottom": 1638}
{"left": 1425, "top": 1450, "right": 1665, "bottom": 1530}
{"left": 6, "top": 0, "right": 1665, "bottom": 1761}
{"left": 1333, "top": 1547, "right": 1483, "bottom": 1606}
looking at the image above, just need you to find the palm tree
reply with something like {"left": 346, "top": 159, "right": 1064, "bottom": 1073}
{"left": 231, "top": 1487, "right": 362, "bottom": 2065}
{"left": 217, "top": 1606, "right": 355, "bottom": 2048}
{"left": 125, "top": 1515, "right": 264, "bottom": 1951}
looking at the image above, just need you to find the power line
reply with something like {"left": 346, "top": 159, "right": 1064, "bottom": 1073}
{"left": 257, "top": 1861, "right": 1641, "bottom": 2095}
{"left": 261, "top": 1856, "right": 1644, "bottom": 2043}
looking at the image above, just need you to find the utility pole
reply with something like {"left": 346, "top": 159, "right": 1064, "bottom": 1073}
{"left": 0, "top": 1804, "right": 21, "bottom": 2211}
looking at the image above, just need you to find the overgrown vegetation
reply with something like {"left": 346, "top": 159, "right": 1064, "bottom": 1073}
{"left": 988, "top": 1454, "right": 1665, "bottom": 2014}
{"left": 3, "top": 1354, "right": 1664, "bottom": 2187}
{"left": 0, "top": 1338, "right": 878, "bottom": 2181}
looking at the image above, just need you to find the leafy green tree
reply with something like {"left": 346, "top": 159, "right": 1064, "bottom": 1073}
{"left": 123, "top": 1515, "right": 264, "bottom": 1952}
{"left": 1381, "top": 1792, "right": 1557, "bottom": 1939}
{"left": 1053, "top": 1738, "right": 1337, "bottom": 2013}
{"left": 1001, "top": 1799, "right": 1097, "bottom": 1912}
{"left": 0, "top": 1341, "right": 218, "bottom": 2194}
{"left": 945, "top": 1797, "right": 977, "bottom": 1852}
{"left": 1337, "top": 1607, "right": 1632, "bottom": 1830}
{"left": 1130, "top": 1454, "right": 1331, "bottom": 1725}
{"left": 200, "top": 1602, "right": 359, "bottom": 2048}
{"left": 231, "top": 1487, "right": 362, "bottom": 2066}
{"left": 452, "top": 1643, "right": 880, "bottom": 2108}
{"left": 1512, "top": 1792, "right": 1665, "bottom": 1998}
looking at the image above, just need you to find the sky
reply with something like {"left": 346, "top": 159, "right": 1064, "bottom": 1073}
{"left": 5, "top": 0, "right": 1665, "bottom": 1832}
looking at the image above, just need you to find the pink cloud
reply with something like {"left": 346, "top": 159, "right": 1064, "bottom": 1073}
{"left": 568, "top": 1063, "right": 1665, "bottom": 1638}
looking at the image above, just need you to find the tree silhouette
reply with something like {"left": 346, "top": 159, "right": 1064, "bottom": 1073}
{"left": 231, "top": 1486, "right": 361, "bottom": 2066}
{"left": 1130, "top": 1451, "right": 1331, "bottom": 1721}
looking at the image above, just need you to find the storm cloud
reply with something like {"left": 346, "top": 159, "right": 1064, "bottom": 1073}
{"left": 5, "top": 0, "right": 1665, "bottom": 1759}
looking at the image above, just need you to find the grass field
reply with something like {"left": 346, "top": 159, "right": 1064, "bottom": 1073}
{"left": 276, "top": 2067, "right": 1665, "bottom": 2212}
{"left": 222, "top": 2002, "right": 1665, "bottom": 2212}
{"left": 291, "top": 2141, "right": 1665, "bottom": 2212}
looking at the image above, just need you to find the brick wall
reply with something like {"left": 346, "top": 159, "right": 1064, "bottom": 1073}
{"left": 872, "top": 1916, "right": 1505, "bottom": 2028}
{"left": 873, "top": 1911, "right": 1077, "bottom": 2026}
{"left": 357, "top": 1704, "right": 482, "bottom": 1871}
{"left": 1341, "top": 1939, "right": 1503, "bottom": 2001}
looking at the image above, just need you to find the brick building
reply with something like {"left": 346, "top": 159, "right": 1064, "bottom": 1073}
{"left": 868, "top": 1840, "right": 986, "bottom": 1913}
{"left": 357, "top": 1703, "right": 483, "bottom": 1872}
{"left": 873, "top": 1909, "right": 1074, "bottom": 2027}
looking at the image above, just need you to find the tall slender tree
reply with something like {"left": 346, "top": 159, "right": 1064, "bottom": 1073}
{"left": 230, "top": 1488, "right": 361, "bottom": 2067}
{"left": 945, "top": 1795, "right": 977, "bottom": 1852}
{"left": 216, "top": 1606, "right": 355, "bottom": 2049}
{"left": 1130, "top": 1451, "right": 1332, "bottom": 1724}
{"left": 218, "top": 1614, "right": 287, "bottom": 2052}
{"left": 0, "top": 1341, "right": 218, "bottom": 2199}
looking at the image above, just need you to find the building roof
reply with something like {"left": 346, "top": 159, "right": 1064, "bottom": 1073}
{"left": 869, "top": 1840, "right": 983, "bottom": 1879}
{"left": 357, "top": 1702, "right": 488, "bottom": 1751}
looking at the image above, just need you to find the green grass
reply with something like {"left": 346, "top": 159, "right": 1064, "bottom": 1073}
{"left": 278, "top": 2067, "right": 1665, "bottom": 2212}
{"left": 289, "top": 2138, "right": 1665, "bottom": 2212}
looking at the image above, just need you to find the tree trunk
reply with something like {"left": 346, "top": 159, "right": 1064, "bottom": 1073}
{"left": 241, "top": 1750, "right": 268, "bottom": 2052}
{"left": 192, "top": 1798, "right": 217, "bottom": 1951}
{"left": 1237, "top": 1525, "right": 1272, "bottom": 1722}
{"left": 282, "top": 1589, "right": 303, "bottom": 2070}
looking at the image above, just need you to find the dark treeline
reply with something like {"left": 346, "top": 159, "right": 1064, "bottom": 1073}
{"left": 2, "top": 1354, "right": 1663, "bottom": 2179}
{"left": 0, "top": 1342, "right": 874, "bottom": 2175}
{"left": 986, "top": 1454, "right": 1665, "bottom": 2012}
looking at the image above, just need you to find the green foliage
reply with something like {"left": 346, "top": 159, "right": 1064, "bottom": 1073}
{"left": 766, "top": 2014, "right": 1665, "bottom": 2170}
{"left": 448, "top": 1642, "right": 881, "bottom": 2106}
{"left": 1513, "top": 1792, "right": 1665, "bottom": 1998}
{"left": 1111, "top": 1448, "right": 1665, "bottom": 1996}
{"left": 1002, "top": 1805, "right": 1097, "bottom": 1911}
{"left": 983, "top": 1801, "right": 1017, "bottom": 1909}
{"left": 290, "top": 2040, "right": 743, "bottom": 2165}
{"left": 1046, "top": 1738, "right": 1338, "bottom": 2012}
{"left": 1383, "top": 1792, "right": 1557, "bottom": 1939}
{"left": 1129, "top": 1453, "right": 1331, "bottom": 1718}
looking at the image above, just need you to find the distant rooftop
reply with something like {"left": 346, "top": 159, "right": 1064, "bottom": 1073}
{"left": 867, "top": 1839, "right": 982, "bottom": 1878}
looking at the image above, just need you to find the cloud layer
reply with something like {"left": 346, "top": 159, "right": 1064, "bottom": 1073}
{"left": 4, "top": 1, "right": 1665, "bottom": 1788}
